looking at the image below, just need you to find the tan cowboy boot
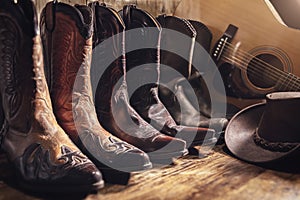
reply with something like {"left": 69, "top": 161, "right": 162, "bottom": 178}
{"left": 0, "top": 0, "right": 103, "bottom": 193}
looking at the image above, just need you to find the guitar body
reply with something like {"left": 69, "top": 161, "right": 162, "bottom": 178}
{"left": 175, "top": 0, "right": 300, "bottom": 109}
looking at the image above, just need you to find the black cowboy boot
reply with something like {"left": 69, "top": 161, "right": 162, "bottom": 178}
{"left": 0, "top": 0, "right": 103, "bottom": 193}
{"left": 41, "top": 1, "right": 152, "bottom": 182}
{"left": 157, "top": 15, "right": 228, "bottom": 136}
{"left": 90, "top": 3, "right": 187, "bottom": 163}
{"left": 119, "top": 5, "right": 217, "bottom": 146}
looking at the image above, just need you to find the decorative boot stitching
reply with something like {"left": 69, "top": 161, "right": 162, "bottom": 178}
{"left": 0, "top": 120, "right": 8, "bottom": 148}
{"left": 0, "top": 16, "right": 22, "bottom": 118}
{"left": 181, "top": 18, "right": 197, "bottom": 38}
{"left": 16, "top": 143, "right": 92, "bottom": 181}
{"left": 189, "top": 20, "right": 212, "bottom": 37}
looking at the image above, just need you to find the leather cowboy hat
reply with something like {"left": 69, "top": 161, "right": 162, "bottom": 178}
{"left": 225, "top": 92, "right": 300, "bottom": 163}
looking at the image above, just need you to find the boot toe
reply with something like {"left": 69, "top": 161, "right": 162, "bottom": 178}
{"left": 176, "top": 126, "right": 217, "bottom": 146}
{"left": 114, "top": 149, "right": 152, "bottom": 171}
{"left": 47, "top": 162, "right": 104, "bottom": 193}
{"left": 198, "top": 117, "right": 228, "bottom": 131}
{"left": 16, "top": 159, "right": 104, "bottom": 194}
{"left": 147, "top": 135, "right": 187, "bottom": 163}
{"left": 66, "top": 162, "right": 104, "bottom": 188}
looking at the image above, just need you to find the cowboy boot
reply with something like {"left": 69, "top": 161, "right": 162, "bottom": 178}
{"left": 0, "top": 0, "right": 103, "bottom": 193}
{"left": 41, "top": 1, "right": 152, "bottom": 176}
{"left": 156, "top": 15, "right": 228, "bottom": 135}
{"left": 90, "top": 2, "right": 187, "bottom": 163}
{"left": 119, "top": 6, "right": 217, "bottom": 146}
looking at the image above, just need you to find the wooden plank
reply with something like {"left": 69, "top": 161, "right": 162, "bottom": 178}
{"left": 1, "top": 146, "right": 300, "bottom": 200}
{"left": 33, "top": 0, "right": 181, "bottom": 17}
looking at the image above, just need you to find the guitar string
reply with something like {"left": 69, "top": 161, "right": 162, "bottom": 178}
{"left": 220, "top": 41, "right": 300, "bottom": 91}
{"left": 221, "top": 47, "right": 286, "bottom": 88}
{"left": 221, "top": 50, "right": 300, "bottom": 91}
{"left": 222, "top": 41, "right": 300, "bottom": 90}
{"left": 221, "top": 49, "right": 288, "bottom": 88}
{"left": 222, "top": 54, "right": 300, "bottom": 92}
{"left": 221, "top": 43, "right": 292, "bottom": 85}
{"left": 217, "top": 45, "right": 283, "bottom": 85}
{"left": 222, "top": 41, "right": 290, "bottom": 78}
{"left": 220, "top": 56, "right": 286, "bottom": 91}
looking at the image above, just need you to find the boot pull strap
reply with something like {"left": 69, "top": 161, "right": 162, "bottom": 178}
{"left": 156, "top": 14, "right": 166, "bottom": 27}
{"left": 44, "top": 1, "right": 56, "bottom": 32}
{"left": 94, "top": 3, "right": 105, "bottom": 34}
{"left": 122, "top": 5, "right": 135, "bottom": 27}
{"left": 89, "top": 2, "right": 98, "bottom": 45}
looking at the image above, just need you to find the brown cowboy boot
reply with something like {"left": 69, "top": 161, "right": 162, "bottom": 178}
{"left": 0, "top": 0, "right": 103, "bottom": 193}
{"left": 41, "top": 1, "right": 152, "bottom": 175}
{"left": 119, "top": 6, "right": 217, "bottom": 147}
{"left": 91, "top": 3, "right": 187, "bottom": 163}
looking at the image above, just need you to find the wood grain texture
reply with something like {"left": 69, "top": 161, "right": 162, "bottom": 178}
{"left": 175, "top": 0, "right": 300, "bottom": 109}
{"left": 1, "top": 146, "right": 300, "bottom": 200}
{"left": 34, "top": 0, "right": 181, "bottom": 16}
{"left": 174, "top": 0, "right": 300, "bottom": 64}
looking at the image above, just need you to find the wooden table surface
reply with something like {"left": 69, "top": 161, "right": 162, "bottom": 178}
{"left": 0, "top": 144, "right": 299, "bottom": 200}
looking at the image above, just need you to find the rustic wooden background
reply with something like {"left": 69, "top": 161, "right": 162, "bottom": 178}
{"left": 1, "top": 145, "right": 300, "bottom": 200}
{"left": 1, "top": 1, "right": 299, "bottom": 200}
{"left": 33, "top": 0, "right": 182, "bottom": 17}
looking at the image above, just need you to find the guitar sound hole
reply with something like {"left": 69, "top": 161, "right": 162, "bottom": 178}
{"left": 247, "top": 53, "right": 284, "bottom": 89}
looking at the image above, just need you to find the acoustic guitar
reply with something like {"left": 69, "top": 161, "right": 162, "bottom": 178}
{"left": 175, "top": 0, "right": 300, "bottom": 109}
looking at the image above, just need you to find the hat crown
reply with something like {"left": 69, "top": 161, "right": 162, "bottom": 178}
{"left": 257, "top": 92, "right": 300, "bottom": 145}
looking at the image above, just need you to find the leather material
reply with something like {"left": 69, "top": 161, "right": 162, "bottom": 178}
{"left": 41, "top": 2, "right": 152, "bottom": 171}
{"left": 225, "top": 92, "right": 300, "bottom": 164}
{"left": 0, "top": 0, "right": 103, "bottom": 193}
{"left": 156, "top": 15, "right": 228, "bottom": 133}
{"left": 120, "top": 6, "right": 216, "bottom": 146}
{"left": 0, "top": 95, "right": 3, "bottom": 145}
{"left": 91, "top": 3, "right": 187, "bottom": 162}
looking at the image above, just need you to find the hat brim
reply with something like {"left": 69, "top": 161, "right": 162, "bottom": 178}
{"left": 225, "top": 102, "right": 300, "bottom": 163}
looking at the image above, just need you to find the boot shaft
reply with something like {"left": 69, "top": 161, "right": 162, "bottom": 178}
{"left": 90, "top": 2, "right": 127, "bottom": 113}
{"left": 119, "top": 5, "right": 162, "bottom": 102}
{"left": 156, "top": 15, "right": 196, "bottom": 79}
{"left": 90, "top": 2, "right": 125, "bottom": 48}
{"left": 0, "top": 0, "right": 51, "bottom": 133}
{"left": 41, "top": 2, "right": 94, "bottom": 123}
{"left": 120, "top": 5, "right": 161, "bottom": 71}
{"left": 41, "top": 2, "right": 93, "bottom": 91}
{"left": 91, "top": 2, "right": 125, "bottom": 73}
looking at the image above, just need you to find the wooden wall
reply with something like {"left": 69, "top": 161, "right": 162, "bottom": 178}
{"left": 33, "top": 0, "right": 182, "bottom": 17}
